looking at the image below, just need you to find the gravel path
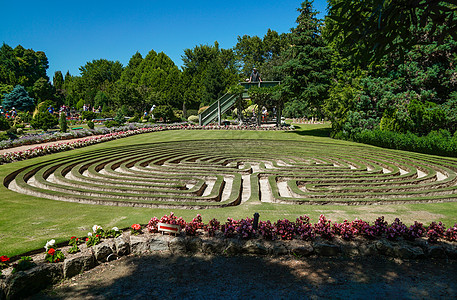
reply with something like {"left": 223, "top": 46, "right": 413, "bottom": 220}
{"left": 29, "top": 253, "right": 457, "bottom": 299}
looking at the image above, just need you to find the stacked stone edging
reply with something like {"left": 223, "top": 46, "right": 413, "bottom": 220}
{"left": 1, "top": 231, "right": 457, "bottom": 299}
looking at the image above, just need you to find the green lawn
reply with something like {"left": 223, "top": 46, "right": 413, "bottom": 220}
{"left": 1, "top": 124, "right": 457, "bottom": 256}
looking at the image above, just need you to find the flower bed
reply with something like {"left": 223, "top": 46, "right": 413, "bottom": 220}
{"left": 1, "top": 213, "right": 457, "bottom": 298}
{"left": 0, "top": 123, "right": 293, "bottom": 165}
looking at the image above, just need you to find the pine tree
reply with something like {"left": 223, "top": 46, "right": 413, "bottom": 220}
{"left": 280, "top": 0, "right": 332, "bottom": 118}
{"left": 2, "top": 85, "right": 34, "bottom": 111}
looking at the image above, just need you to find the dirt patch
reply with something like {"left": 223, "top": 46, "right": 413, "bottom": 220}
{"left": 29, "top": 254, "right": 457, "bottom": 299}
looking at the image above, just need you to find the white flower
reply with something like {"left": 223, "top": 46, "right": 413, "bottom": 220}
{"left": 44, "top": 239, "right": 55, "bottom": 251}
{"left": 112, "top": 227, "right": 119, "bottom": 232}
{"left": 92, "top": 225, "right": 102, "bottom": 233}
{"left": 88, "top": 232, "right": 93, "bottom": 237}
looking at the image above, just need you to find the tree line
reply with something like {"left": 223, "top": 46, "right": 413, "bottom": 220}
{"left": 1, "top": 0, "right": 456, "bottom": 141}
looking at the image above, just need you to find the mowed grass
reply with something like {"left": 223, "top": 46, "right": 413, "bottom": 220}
{"left": 1, "top": 123, "right": 457, "bottom": 256}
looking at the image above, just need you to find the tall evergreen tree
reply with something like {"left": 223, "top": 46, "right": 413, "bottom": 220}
{"left": 280, "top": 0, "right": 332, "bottom": 118}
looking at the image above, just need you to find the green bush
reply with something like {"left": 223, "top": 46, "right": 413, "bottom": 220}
{"left": 128, "top": 116, "right": 139, "bottom": 123}
{"left": 104, "top": 120, "right": 120, "bottom": 128}
{"left": 153, "top": 105, "right": 175, "bottom": 122}
{"left": 30, "top": 112, "right": 58, "bottom": 131}
{"left": 80, "top": 111, "right": 97, "bottom": 121}
{"left": 186, "top": 109, "right": 198, "bottom": 117}
{"left": 59, "top": 112, "right": 68, "bottom": 133}
{"left": 188, "top": 115, "right": 199, "bottom": 123}
{"left": 87, "top": 120, "right": 95, "bottom": 129}
{"left": 0, "top": 116, "right": 10, "bottom": 131}
{"left": 352, "top": 129, "right": 457, "bottom": 157}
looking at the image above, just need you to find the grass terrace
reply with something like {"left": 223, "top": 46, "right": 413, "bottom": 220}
{"left": 2, "top": 123, "right": 457, "bottom": 256}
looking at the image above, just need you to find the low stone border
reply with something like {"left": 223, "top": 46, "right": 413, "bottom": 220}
{"left": 1, "top": 231, "right": 456, "bottom": 299}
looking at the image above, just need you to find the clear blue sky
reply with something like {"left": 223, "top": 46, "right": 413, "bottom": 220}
{"left": 1, "top": 0, "right": 328, "bottom": 80}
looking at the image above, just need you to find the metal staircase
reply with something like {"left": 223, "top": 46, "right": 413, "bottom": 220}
{"left": 198, "top": 81, "right": 280, "bottom": 126}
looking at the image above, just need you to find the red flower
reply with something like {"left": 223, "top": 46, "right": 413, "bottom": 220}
{"left": 0, "top": 255, "right": 9, "bottom": 262}
{"left": 131, "top": 224, "right": 141, "bottom": 231}
{"left": 70, "top": 236, "right": 76, "bottom": 240}
{"left": 96, "top": 234, "right": 100, "bottom": 238}
{"left": 48, "top": 248, "right": 56, "bottom": 256}
{"left": 86, "top": 237, "right": 89, "bottom": 241}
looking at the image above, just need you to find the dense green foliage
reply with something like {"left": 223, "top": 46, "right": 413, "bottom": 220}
{"left": 1, "top": 1, "right": 457, "bottom": 157}
{"left": 59, "top": 112, "right": 67, "bottom": 133}
{"left": 30, "top": 112, "right": 58, "bottom": 131}
{"left": 2, "top": 85, "right": 34, "bottom": 110}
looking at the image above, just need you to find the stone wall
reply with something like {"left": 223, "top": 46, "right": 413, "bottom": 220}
{"left": 1, "top": 232, "right": 456, "bottom": 299}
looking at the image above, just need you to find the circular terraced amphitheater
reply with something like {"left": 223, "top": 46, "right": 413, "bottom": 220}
{"left": 3, "top": 139, "right": 457, "bottom": 208}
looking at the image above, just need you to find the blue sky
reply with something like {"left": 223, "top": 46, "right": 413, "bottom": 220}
{"left": 1, "top": 0, "right": 328, "bottom": 80}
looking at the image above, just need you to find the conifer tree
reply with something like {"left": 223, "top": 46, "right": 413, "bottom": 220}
{"left": 280, "top": 0, "right": 332, "bottom": 118}
{"left": 2, "top": 85, "right": 34, "bottom": 111}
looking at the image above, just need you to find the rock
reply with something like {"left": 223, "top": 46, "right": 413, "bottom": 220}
{"left": 443, "top": 243, "right": 457, "bottom": 259}
{"left": 270, "top": 241, "right": 288, "bottom": 256}
{"left": 169, "top": 237, "right": 187, "bottom": 254}
{"left": 5, "top": 263, "right": 63, "bottom": 299}
{"left": 93, "top": 242, "right": 113, "bottom": 262}
{"left": 243, "top": 240, "right": 268, "bottom": 255}
{"left": 428, "top": 245, "right": 446, "bottom": 258}
{"left": 63, "top": 254, "right": 96, "bottom": 278}
{"left": 375, "top": 240, "right": 394, "bottom": 256}
{"left": 224, "top": 239, "right": 243, "bottom": 255}
{"left": 358, "top": 242, "right": 377, "bottom": 256}
{"left": 130, "top": 235, "right": 151, "bottom": 254}
{"left": 186, "top": 237, "right": 203, "bottom": 253}
{"left": 201, "top": 238, "right": 226, "bottom": 254}
{"left": 289, "top": 241, "right": 314, "bottom": 257}
{"left": 149, "top": 235, "right": 171, "bottom": 252}
{"left": 114, "top": 236, "right": 130, "bottom": 256}
{"left": 314, "top": 243, "right": 341, "bottom": 256}
{"left": 393, "top": 244, "right": 425, "bottom": 259}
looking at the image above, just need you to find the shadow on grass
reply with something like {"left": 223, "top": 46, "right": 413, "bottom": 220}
{"left": 287, "top": 125, "right": 332, "bottom": 138}
{"left": 32, "top": 253, "right": 457, "bottom": 299}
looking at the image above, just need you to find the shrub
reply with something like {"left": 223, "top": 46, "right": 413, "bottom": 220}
{"left": 147, "top": 217, "right": 160, "bottom": 233}
{"left": 222, "top": 218, "right": 239, "bottom": 238}
{"left": 128, "top": 115, "right": 139, "bottom": 123}
{"left": 314, "top": 215, "right": 334, "bottom": 240}
{"left": 87, "top": 120, "right": 95, "bottom": 129}
{"left": 236, "top": 218, "right": 256, "bottom": 239}
{"left": 81, "top": 111, "right": 97, "bottom": 121}
{"left": 153, "top": 105, "right": 175, "bottom": 122}
{"left": 258, "top": 220, "right": 276, "bottom": 240}
{"left": 205, "top": 218, "right": 220, "bottom": 237}
{"left": 198, "top": 106, "right": 209, "bottom": 115}
{"left": 188, "top": 115, "right": 199, "bottom": 123}
{"left": 0, "top": 116, "right": 10, "bottom": 131}
{"left": 59, "top": 112, "right": 68, "bottom": 133}
{"left": 30, "top": 112, "right": 58, "bottom": 131}
{"left": 295, "top": 216, "right": 315, "bottom": 241}
{"left": 427, "top": 221, "right": 445, "bottom": 243}
{"left": 386, "top": 218, "right": 408, "bottom": 240}
{"left": 104, "top": 120, "right": 120, "bottom": 128}
{"left": 275, "top": 218, "right": 295, "bottom": 240}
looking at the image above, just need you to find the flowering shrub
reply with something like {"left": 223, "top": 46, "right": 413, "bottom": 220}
{"left": 44, "top": 239, "right": 65, "bottom": 263}
{"left": 427, "top": 221, "right": 446, "bottom": 243}
{"left": 68, "top": 236, "right": 81, "bottom": 254}
{"left": 205, "top": 218, "right": 220, "bottom": 237}
{"left": 405, "top": 221, "right": 426, "bottom": 241}
{"left": 86, "top": 232, "right": 101, "bottom": 247}
{"left": 159, "top": 212, "right": 186, "bottom": 228}
{"left": 445, "top": 224, "right": 457, "bottom": 242}
{"left": 333, "top": 220, "right": 356, "bottom": 240}
{"left": 295, "top": 216, "right": 315, "bottom": 241}
{"left": 386, "top": 218, "right": 408, "bottom": 240}
{"left": 131, "top": 224, "right": 142, "bottom": 235}
{"left": 258, "top": 220, "right": 276, "bottom": 240}
{"left": 147, "top": 217, "right": 160, "bottom": 233}
{"left": 0, "top": 255, "right": 9, "bottom": 271}
{"left": 222, "top": 218, "right": 239, "bottom": 238}
{"left": 275, "top": 219, "right": 295, "bottom": 240}
{"left": 236, "top": 218, "right": 256, "bottom": 239}
{"left": 105, "top": 227, "right": 122, "bottom": 238}
{"left": 314, "top": 215, "right": 334, "bottom": 240}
